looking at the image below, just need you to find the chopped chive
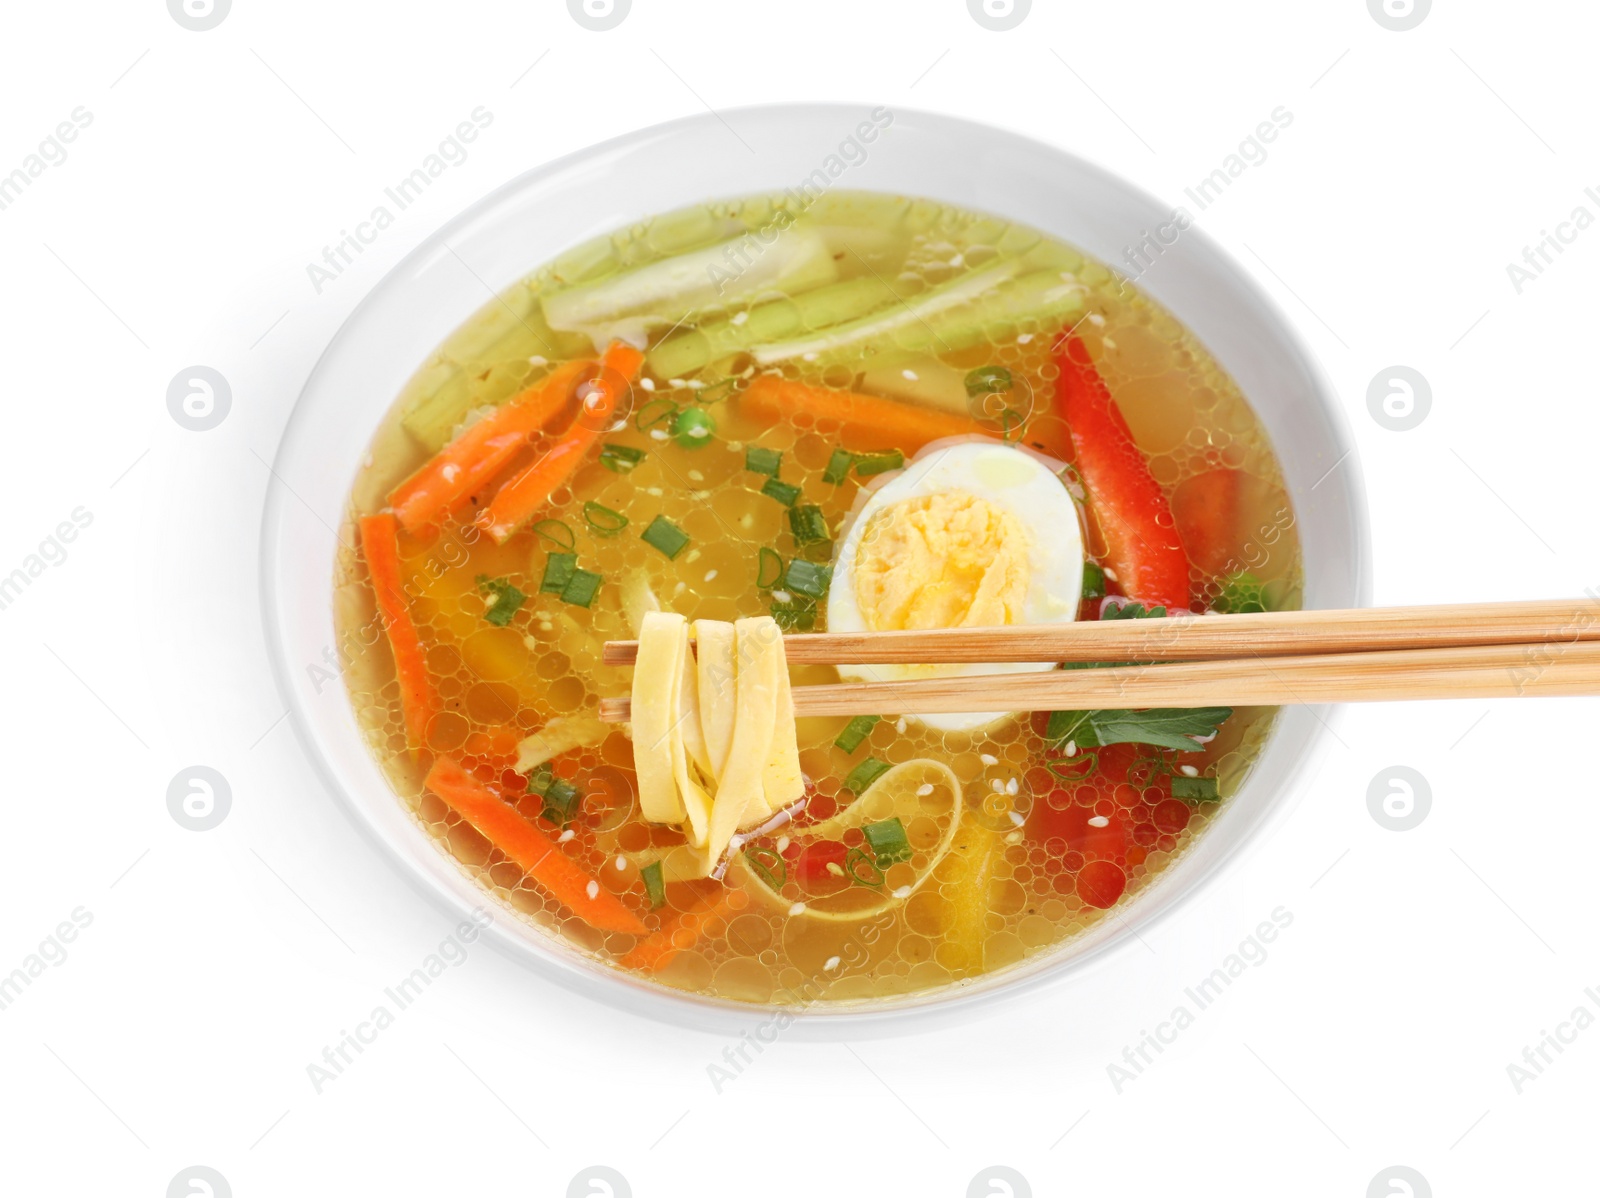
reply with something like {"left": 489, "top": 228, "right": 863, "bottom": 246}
{"left": 635, "top": 396, "right": 678, "bottom": 431}
{"left": 854, "top": 449, "right": 904, "bottom": 477}
{"left": 540, "top": 552, "right": 577, "bottom": 595}
{"left": 743, "top": 845, "right": 786, "bottom": 890}
{"left": 531, "top": 519, "right": 575, "bottom": 552}
{"left": 525, "top": 768, "right": 554, "bottom": 796}
{"left": 761, "top": 477, "right": 802, "bottom": 506}
{"left": 560, "top": 566, "right": 603, "bottom": 608}
{"left": 771, "top": 598, "right": 817, "bottom": 631}
{"left": 583, "top": 500, "right": 629, "bottom": 536}
{"left": 744, "top": 445, "right": 783, "bottom": 476}
{"left": 823, "top": 448, "right": 854, "bottom": 485}
{"left": 862, "top": 817, "right": 912, "bottom": 866}
{"left": 756, "top": 546, "right": 783, "bottom": 589}
{"left": 844, "top": 757, "right": 892, "bottom": 795}
{"left": 599, "top": 443, "right": 645, "bottom": 473}
{"left": 640, "top": 860, "right": 667, "bottom": 909}
{"left": 788, "top": 504, "right": 830, "bottom": 546}
{"left": 833, "top": 714, "right": 880, "bottom": 754}
{"left": 477, "top": 575, "right": 527, "bottom": 627}
{"left": 782, "top": 558, "right": 832, "bottom": 600}
{"left": 1081, "top": 560, "right": 1106, "bottom": 600}
{"left": 641, "top": 514, "right": 690, "bottom": 560}
{"left": 1171, "top": 775, "right": 1221, "bottom": 803}
{"left": 540, "top": 777, "right": 582, "bottom": 825}
{"left": 845, "top": 845, "right": 885, "bottom": 889}
{"left": 965, "top": 365, "right": 1014, "bottom": 397}
{"left": 672, "top": 406, "right": 717, "bottom": 448}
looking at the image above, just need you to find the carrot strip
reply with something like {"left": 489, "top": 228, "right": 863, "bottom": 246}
{"left": 476, "top": 341, "right": 644, "bottom": 545}
{"left": 425, "top": 756, "right": 647, "bottom": 936}
{"left": 388, "top": 359, "right": 593, "bottom": 535}
{"left": 618, "top": 886, "right": 748, "bottom": 973}
{"left": 359, "top": 513, "right": 437, "bottom": 754}
{"left": 741, "top": 375, "right": 986, "bottom": 452}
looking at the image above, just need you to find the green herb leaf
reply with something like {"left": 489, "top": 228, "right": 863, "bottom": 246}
{"left": 1102, "top": 600, "right": 1167, "bottom": 621}
{"left": 640, "top": 860, "right": 667, "bottom": 909}
{"left": 1171, "top": 775, "right": 1221, "bottom": 802}
{"left": 771, "top": 597, "right": 818, "bottom": 630}
{"left": 477, "top": 575, "right": 527, "bottom": 627}
{"left": 965, "top": 365, "right": 1014, "bottom": 397}
{"left": 540, "top": 777, "right": 582, "bottom": 825}
{"left": 862, "top": 816, "right": 912, "bottom": 866}
{"left": 1081, "top": 561, "right": 1106, "bottom": 600}
{"left": 761, "top": 477, "right": 802, "bottom": 507}
{"left": 1044, "top": 707, "right": 1232, "bottom": 753}
{"left": 823, "top": 448, "right": 854, "bottom": 485}
{"left": 672, "top": 406, "right": 716, "bottom": 448}
{"left": 582, "top": 500, "right": 629, "bottom": 536}
{"left": 756, "top": 547, "right": 783, "bottom": 589}
{"left": 540, "top": 552, "right": 577, "bottom": 595}
{"left": 641, "top": 514, "right": 690, "bottom": 560}
{"left": 781, "top": 558, "right": 832, "bottom": 600}
{"left": 854, "top": 449, "right": 904, "bottom": 477}
{"left": 788, "top": 504, "right": 830, "bottom": 547}
{"left": 833, "top": 714, "right": 880, "bottom": 754}
{"left": 844, "top": 757, "right": 891, "bottom": 794}
{"left": 744, "top": 445, "right": 783, "bottom": 476}
{"left": 560, "top": 566, "right": 603, "bottom": 608}
{"left": 599, "top": 443, "right": 645, "bottom": 473}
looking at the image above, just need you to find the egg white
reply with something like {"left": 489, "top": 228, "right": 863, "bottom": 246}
{"left": 827, "top": 437, "right": 1085, "bottom": 733}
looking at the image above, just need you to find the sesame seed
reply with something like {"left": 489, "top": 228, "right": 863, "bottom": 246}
{"left": 991, "top": 779, "right": 1004, "bottom": 793}
{"left": 529, "top": 355, "right": 548, "bottom": 367}
{"left": 688, "top": 469, "right": 704, "bottom": 481}
{"left": 668, "top": 378, "right": 687, "bottom": 388}
{"left": 585, "top": 880, "right": 600, "bottom": 899}
{"left": 1064, "top": 740, "right": 1077, "bottom": 757}
{"left": 1102, "top": 567, "right": 1118, "bottom": 581}
{"left": 891, "top": 885, "right": 912, "bottom": 899}
{"left": 1009, "top": 810, "right": 1026, "bottom": 826}
{"left": 704, "top": 570, "right": 718, "bottom": 582}
{"left": 1006, "top": 777, "right": 1019, "bottom": 795}
{"left": 639, "top": 377, "right": 656, "bottom": 391}
{"left": 772, "top": 589, "right": 792, "bottom": 603}
{"left": 824, "top": 955, "right": 841, "bottom": 970}
{"left": 1180, "top": 764, "right": 1200, "bottom": 777}
{"left": 776, "top": 835, "right": 790, "bottom": 852}
{"left": 558, "top": 829, "right": 575, "bottom": 843}
{"left": 615, "top": 856, "right": 627, "bottom": 871}
{"left": 686, "top": 548, "right": 702, "bottom": 562}
{"left": 788, "top": 902, "right": 806, "bottom": 916}
{"left": 1016, "top": 332, "right": 1034, "bottom": 344}
{"left": 650, "top": 428, "right": 669, "bottom": 441}
{"left": 980, "top": 753, "right": 999, "bottom": 766}
{"left": 895, "top": 717, "right": 907, "bottom": 734}
{"left": 902, "top": 369, "right": 919, "bottom": 381}
{"left": 1087, "top": 815, "right": 1109, "bottom": 828}
{"left": 1088, "top": 312, "right": 1106, "bottom": 327}
{"left": 731, "top": 311, "right": 749, "bottom": 325}
{"left": 916, "top": 783, "right": 934, "bottom": 797}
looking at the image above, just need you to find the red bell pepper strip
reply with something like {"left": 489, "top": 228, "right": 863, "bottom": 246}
{"left": 1053, "top": 335, "right": 1192, "bottom": 611}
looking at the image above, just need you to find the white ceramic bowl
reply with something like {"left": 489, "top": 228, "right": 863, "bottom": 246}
{"left": 261, "top": 104, "right": 1369, "bottom": 1033}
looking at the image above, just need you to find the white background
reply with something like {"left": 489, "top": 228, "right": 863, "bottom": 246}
{"left": 3, "top": 1, "right": 1597, "bottom": 1194}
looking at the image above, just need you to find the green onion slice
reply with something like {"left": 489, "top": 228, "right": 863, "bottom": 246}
{"left": 540, "top": 778, "right": 582, "bottom": 825}
{"left": 531, "top": 519, "right": 576, "bottom": 552}
{"left": 771, "top": 598, "right": 817, "bottom": 630}
{"left": 782, "top": 558, "right": 832, "bottom": 600}
{"left": 760, "top": 477, "right": 801, "bottom": 506}
{"left": 965, "top": 365, "right": 1014, "bottom": 397}
{"left": 560, "top": 567, "right": 603, "bottom": 608}
{"left": 788, "top": 504, "right": 829, "bottom": 546}
{"left": 599, "top": 443, "right": 645, "bottom": 473}
{"left": 862, "top": 816, "right": 912, "bottom": 865}
{"left": 743, "top": 845, "right": 786, "bottom": 890}
{"left": 641, "top": 514, "right": 691, "bottom": 560}
{"left": 582, "top": 500, "right": 629, "bottom": 536}
{"left": 1171, "top": 775, "right": 1221, "bottom": 802}
{"left": 1081, "top": 561, "right": 1106, "bottom": 600}
{"left": 540, "top": 551, "right": 577, "bottom": 595}
{"left": 854, "top": 450, "right": 904, "bottom": 477}
{"left": 844, "top": 757, "right": 891, "bottom": 795}
{"left": 744, "top": 445, "right": 783, "bottom": 476}
{"left": 640, "top": 861, "right": 667, "bottom": 909}
{"left": 845, "top": 845, "right": 885, "bottom": 889}
{"left": 833, "top": 714, "right": 880, "bottom": 754}
{"left": 823, "top": 448, "right": 854, "bottom": 485}
{"left": 756, "top": 547, "right": 783, "bottom": 589}
{"left": 477, "top": 575, "right": 527, "bottom": 627}
{"left": 635, "top": 396, "right": 679, "bottom": 431}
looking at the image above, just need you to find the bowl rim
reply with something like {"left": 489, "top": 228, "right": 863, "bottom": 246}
{"left": 260, "top": 101, "right": 1371, "bottom": 1037}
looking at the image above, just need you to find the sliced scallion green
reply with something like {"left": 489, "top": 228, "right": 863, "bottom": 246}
{"left": 635, "top": 396, "right": 678, "bottom": 431}
{"left": 532, "top": 519, "right": 576, "bottom": 552}
{"left": 965, "top": 365, "right": 1013, "bottom": 397}
{"left": 583, "top": 500, "right": 629, "bottom": 536}
{"left": 1081, "top": 560, "right": 1106, "bottom": 600}
{"left": 761, "top": 477, "right": 801, "bottom": 506}
{"left": 560, "top": 566, "right": 603, "bottom": 608}
{"left": 788, "top": 504, "right": 829, "bottom": 546}
{"left": 833, "top": 714, "right": 880, "bottom": 754}
{"left": 641, "top": 514, "right": 690, "bottom": 560}
{"left": 540, "top": 552, "right": 577, "bottom": 595}
{"left": 599, "top": 443, "right": 645, "bottom": 473}
{"left": 823, "top": 448, "right": 854, "bottom": 485}
{"left": 743, "top": 845, "right": 786, "bottom": 890}
{"left": 782, "top": 558, "right": 832, "bottom": 600}
{"left": 756, "top": 546, "right": 783, "bottom": 589}
{"left": 525, "top": 768, "right": 555, "bottom": 796}
{"left": 540, "top": 777, "right": 582, "bottom": 825}
{"left": 854, "top": 449, "right": 904, "bottom": 477}
{"left": 477, "top": 575, "right": 527, "bottom": 627}
{"left": 771, "top": 597, "right": 818, "bottom": 630}
{"left": 744, "top": 445, "right": 783, "bottom": 476}
{"left": 844, "top": 757, "right": 891, "bottom": 795}
{"left": 862, "top": 816, "right": 912, "bottom": 865}
{"left": 845, "top": 845, "right": 885, "bottom": 888}
{"left": 640, "top": 860, "right": 667, "bottom": 909}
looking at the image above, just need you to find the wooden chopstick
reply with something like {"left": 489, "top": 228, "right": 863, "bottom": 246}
{"left": 598, "top": 638, "right": 1600, "bottom": 722}
{"left": 601, "top": 598, "right": 1600, "bottom": 666}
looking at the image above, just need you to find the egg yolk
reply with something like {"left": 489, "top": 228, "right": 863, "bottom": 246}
{"left": 853, "top": 489, "right": 1031, "bottom": 632}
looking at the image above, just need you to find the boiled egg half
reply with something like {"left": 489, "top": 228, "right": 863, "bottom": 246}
{"left": 827, "top": 438, "right": 1085, "bottom": 732}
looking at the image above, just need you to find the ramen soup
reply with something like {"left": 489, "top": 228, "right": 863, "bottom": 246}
{"left": 336, "top": 190, "right": 1301, "bottom": 1007}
